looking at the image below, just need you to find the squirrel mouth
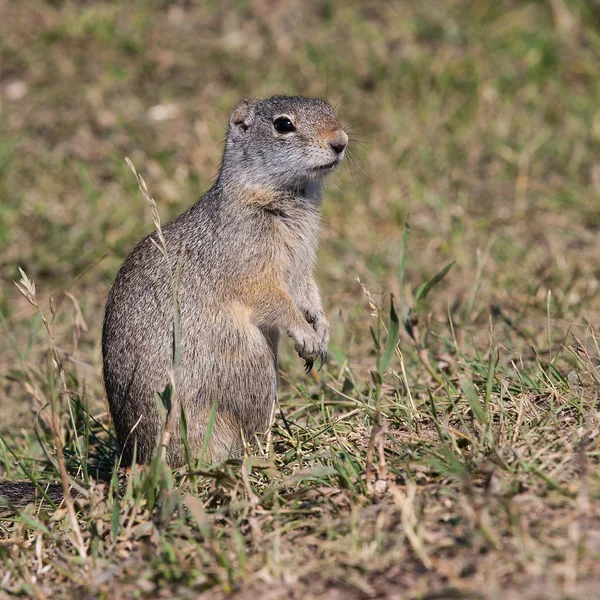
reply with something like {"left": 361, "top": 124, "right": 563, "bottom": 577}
{"left": 311, "top": 160, "right": 340, "bottom": 172}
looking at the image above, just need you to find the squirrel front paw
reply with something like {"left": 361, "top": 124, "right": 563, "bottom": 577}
{"left": 289, "top": 324, "right": 328, "bottom": 374}
{"left": 305, "top": 310, "right": 330, "bottom": 346}
{"left": 304, "top": 310, "right": 330, "bottom": 370}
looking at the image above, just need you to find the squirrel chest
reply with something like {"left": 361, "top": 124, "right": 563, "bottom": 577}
{"left": 264, "top": 200, "right": 320, "bottom": 296}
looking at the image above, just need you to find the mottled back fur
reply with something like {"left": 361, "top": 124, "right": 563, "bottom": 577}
{"left": 102, "top": 95, "right": 348, "bottom": 466}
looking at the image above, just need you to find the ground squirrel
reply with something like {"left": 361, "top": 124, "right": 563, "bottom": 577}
{"left": 102, "top": 95, "right": 348, "bottom": 467}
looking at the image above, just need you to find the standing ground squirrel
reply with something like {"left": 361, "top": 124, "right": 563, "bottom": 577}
{"left": 102, "top": 95, "right": 348, "bottom": 466}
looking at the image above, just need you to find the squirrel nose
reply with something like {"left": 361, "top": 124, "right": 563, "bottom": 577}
{"left": 329, "top": 130, "right": 348, "bottom": 155}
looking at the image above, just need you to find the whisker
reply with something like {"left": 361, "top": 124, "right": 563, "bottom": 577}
{"left": 348, "top": 139, "right": 370, "bottom": 152}
{"left": 345, "top": 129, "right": 372, "bottom": 140}
{"left": 345, "top": 119, "right": 368, "bottom": 126}
{"left": 346, "top": 153, "right": 369, "bottom": 180}
{"left": 346, "top": 132, "right": 372, "bottom": 140}
{"left": 348, "top": 146, "right": 367, "bottom": 159}
{"left": 343, "top": 120, "right": 370, "bottom": 132}
{"left": 343, "top": 157, "right": 358, "bottom": 193}
{"left": 347, "top": 148, "right": 368, "bottom": 168}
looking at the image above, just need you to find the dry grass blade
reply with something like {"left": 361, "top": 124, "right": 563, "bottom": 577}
{"left": 125, "top": 157, "right": 168, "bottom": 259}
{"left": 390, "top": 483, "right": 432, "bottom": 571}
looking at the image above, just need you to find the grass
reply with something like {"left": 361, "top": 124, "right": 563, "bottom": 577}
{"left": 1, "top": 0, "right": 600, "bottom": 598}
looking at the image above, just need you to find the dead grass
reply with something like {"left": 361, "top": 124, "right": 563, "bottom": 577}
{"left": 1, "top": 0, "right": 600, "bottom": 598}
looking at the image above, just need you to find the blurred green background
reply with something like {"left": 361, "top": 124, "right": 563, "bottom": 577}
{"left": 2, "top": 3, "right": 600, "bottom": 596}
{"left": 1, "top": 0, "right": 600, "bottom": 417}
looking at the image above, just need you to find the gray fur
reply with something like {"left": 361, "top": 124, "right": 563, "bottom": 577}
{"left": 102, "top": 95, "right": 348, "bottom": 466}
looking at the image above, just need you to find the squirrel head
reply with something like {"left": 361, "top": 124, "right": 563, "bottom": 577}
{"left": 221, "top": 95, "right": 348, "bottom": 191}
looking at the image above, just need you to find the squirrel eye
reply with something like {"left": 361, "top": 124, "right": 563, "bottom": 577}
{"left": 273, "top": 117, "right": 296, "bottom": 134}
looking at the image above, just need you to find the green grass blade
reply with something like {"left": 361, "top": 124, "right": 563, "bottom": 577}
{"left": 459, "top": 375, "right": 486, "bottom": 425}
{"left": 198, "top": 398, "right": 218, "bottom": 465}
{"left": 415, "top": 261, "right": 455, "bottom": 316}
{"left": 380, "top": 294, "right": 400, "bottom": 373}
{"left": 398, "top": 221, "right": 410, "bottom": 324}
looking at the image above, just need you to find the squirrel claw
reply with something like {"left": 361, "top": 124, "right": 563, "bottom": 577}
{"left": 317, "top": 350, "right": 327, "bottom": 371}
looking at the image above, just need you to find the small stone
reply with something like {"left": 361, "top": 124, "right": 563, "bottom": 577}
{"left": 4, "top": 80, "right": 28, "bottom": 101}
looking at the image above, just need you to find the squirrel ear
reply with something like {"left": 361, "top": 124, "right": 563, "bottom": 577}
{"left": 230, "top": 98, "right": 257, "bottom": 133}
